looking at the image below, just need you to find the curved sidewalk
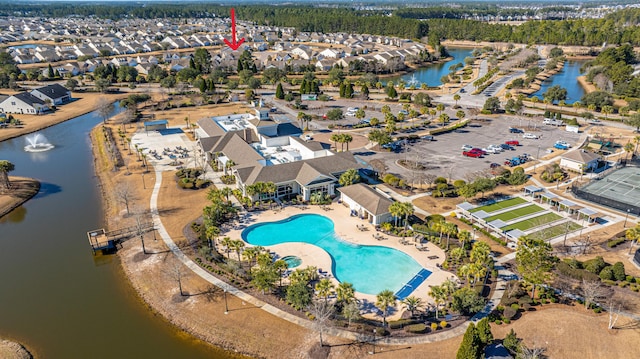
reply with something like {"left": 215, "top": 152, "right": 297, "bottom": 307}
{"left": 148, "top": 169, "right": 505, "bottom": 346}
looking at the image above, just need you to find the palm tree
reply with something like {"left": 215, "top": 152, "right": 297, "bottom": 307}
{"left": 315, "top": 278, "right": 335, "bottom": 303}
{"left": 242, "top": 246, "right": 262, "bottom": 274}
{"left": 428, "top": 285, "right": 447, "bottom": 319}
{"left": 456, "top": 110, "right": 465, "bottom": 121}
{"left": 0, "top": 160, "right": 15, "bottom": 190}
{"left": 330, "top": 133, "right": 341, "bottom": 151}
{"left": 220, "top": 187, "right": 234, "bottom": 203}
{"left": 444, "top": 222, "right": 458, "bottom": 250}
{"left": 601, "top": 105, "right": 613, "bottom": 120}
{"left": 205, "top": 225, "right": 220, "bottom": 247}
{"left": 624, "top": 142, "right": 634, "bottom": 161}
{"left": 220, "top": 237, "right": 233, "bottom": 258}
{"left": 626, "top": 224, "right": 640, "bottom": 254}
{"left": 458, "top": 230, "right": 472, "bottom": 249}
{"left": 453, "top": 94, "right": 461, "bottom": 107}
{"left": 458, "top": 264, "right": 473, "bottom": 285}
{"left": 389, "top": 202, "right": 414, "bottom": 232}
{"left": 342, "top": 133, "right": 353, "bottom": 151}
{"left": 438, "top": 113, "right": 450, "bottom": 127}
{"left": 401, "top": 296, "right": 424, "bottom": 318}
{"left": 336, "top": 282, "right": 356, "bottom": 305}
{"left": 229, "top": 239, "right": 245, "bottom": 263}
{"left": 273, "top": 259, "right": 288, "bottom": 288}
{"left": 470, "top": 241, "right": 491, "bottom": 266}
{"left": 436, "top": 103, "right": 445, "bottom": 117}
{"left": 633, "top": 136, "right": 640, "bottom": 157}
{"left": 375, "top": 289, "right": 397, "bottom": 328}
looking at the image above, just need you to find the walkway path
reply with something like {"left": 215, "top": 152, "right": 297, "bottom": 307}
{"left": 147, "top": 168, "right": 508, "bottom": 347}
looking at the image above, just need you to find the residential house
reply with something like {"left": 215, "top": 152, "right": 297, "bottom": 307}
{"left": 291, "top": 45, "right": 313, "bottom": 60}
{"left": 31, "top": 83, "right": 72, "bottom": 105}
{"left": 338, "top": 183, "right": 394, "bottom": 225}
{"left": 0, "top": 92, "right": 49, "bottom": 114}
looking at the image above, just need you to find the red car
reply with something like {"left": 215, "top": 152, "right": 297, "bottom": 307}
{"left": 505, "top": 140, "right": 520, "bottom": 146}
{"left": 463, "top": 149, "right": 483, "bottom": 158}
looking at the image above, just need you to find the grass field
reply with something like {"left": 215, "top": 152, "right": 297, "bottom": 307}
{"left": 528, "top": 221, "right": 583, "bottom": 241}
{"left": 501, "top": 212, "right": 563, "bottom": 232}
{"left": 469, "top": 197, "right": 527, "bottom": 213}
{"left": 484, "top": 204, "right": 546, "bottom": 222}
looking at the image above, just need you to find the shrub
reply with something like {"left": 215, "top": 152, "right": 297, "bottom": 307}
{"left": 556, "top": 261, "right": 600, "bottom": 281}
{"left": 495, "top": 319, "right": 502, "bottom": 325}
{"left": 430, "top": 322, "right": 438, "bottom": 332}
{"left": 607, "top": 238, "right": 626, "bottom": 248}
{"left": 439, "top": 320, "right": 448, "bottom": 328}
{"left": 389, "top": 319, "right": 420, "bottom": 329}
{"left": 503, "top": 318, "right": 511, "bottom": 324}
{"left": 584, "top": 256, "right": 607, "bottom": 274}
{"left": 612, "top": 262, "right": 626, "bottom": 281}
{"left": 510, "top": 303, "right": 520, "bottom": 311}
{"left": 599, "top": 266, "right": 614, "bottom": 281}
{"left": 503, "top": 306, "right": 517, "bottom": 320}
{"left": 593, "top": 307, "right": 603, "bottom": 314}
{"left": 626, "top": 275, "right": 635, "bottom": 283}
{"left": 405, "top": 324, "right": 427, "bottom": 334}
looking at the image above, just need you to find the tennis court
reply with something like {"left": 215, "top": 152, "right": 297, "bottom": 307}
{"left": 501, "top": 212, "right": 563, "bottom": 232}
{"left": 579, "top": 167, "right": 640, "bottom": 212}
{"left": 529, "top": 222, "right": 583, "bottom": 241}
{"left": 469, "top": 197, "right": 527, "bottom": 213}
{"left": 484, "top": 204, "right": 546, "bottom": 222}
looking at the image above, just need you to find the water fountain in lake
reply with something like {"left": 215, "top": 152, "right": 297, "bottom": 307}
{"left": 24, "top": 133, "right": 55, "bottom": 152}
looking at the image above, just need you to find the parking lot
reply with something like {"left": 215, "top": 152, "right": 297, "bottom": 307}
{"left": 362, "top": 115, "right": 582, "bottom": 181}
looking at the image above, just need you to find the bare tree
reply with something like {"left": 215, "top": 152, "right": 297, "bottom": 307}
{"left": 165, "top": 258, "right": 189, "bottom": 296}
{"left": 574, "top": 234, "right": 596, "bottom": 255}
{"left": 133, "top": 209, "right": 151, "bottom": 254}
{"left": 307, "top": 300, "right": 334, "bottom": 347}
{"left": 580, "top": 279, "right": 610, "bottom": 309}
{"left": 607, "top": 298, "right": 623, "bottom": 329}
{"left": 97, "top": 97, "right": 114, "bottom": 124}
{"left": 423, "top": 173, "right": 437, "bottom": 189}
{"left": 114, "top": 183, "right": 137, "bottom": 216}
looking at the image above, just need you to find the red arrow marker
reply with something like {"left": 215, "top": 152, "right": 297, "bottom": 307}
{"left": 224, "top": 8, "right": 245, "bottom": 51}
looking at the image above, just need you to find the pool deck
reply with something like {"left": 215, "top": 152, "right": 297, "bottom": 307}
{"left": 220, "top": 201, "right": 456, "bottom": 320}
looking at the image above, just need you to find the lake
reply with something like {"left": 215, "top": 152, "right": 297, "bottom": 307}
{"left": 530, "top": 60, "right": 587, "bottom": 105}
{"left": 0, "top": 105, "right": 239, "bottom": 358}
{"left": 389, "top": 47, "right": 474, "bottom": 87}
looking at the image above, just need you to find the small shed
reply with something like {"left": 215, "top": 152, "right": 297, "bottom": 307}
{"left": 523, "top": 185, "right": 543, "bottom": 197}
{"left": 144, "top": 119, "right": 168, "bottom": 132}
{"left": 578, "top": 207, "right": 599, "bottom": 223}
{"left": 338, "top": 183, "right": 393, "bottom": 225}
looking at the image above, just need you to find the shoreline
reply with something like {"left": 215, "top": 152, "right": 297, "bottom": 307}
{"left": 0, "top": 339, "right": 32, "bottom": 359}
{"left": 0, "top": 177, "right": 41, "bottom": 219}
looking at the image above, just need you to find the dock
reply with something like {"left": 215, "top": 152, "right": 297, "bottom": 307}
{"left": 87, "top": 221, "right": 155, "bottom": 254}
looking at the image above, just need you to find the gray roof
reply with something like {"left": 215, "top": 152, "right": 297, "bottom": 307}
{"left": 540, "top": 192, "right": 559, "bottom": 199}
{"left": 559, "top": 199, "right": 579, "bottom": 208}
{"left": 562, "top": 150, "right": 600, "bottom": 164}
{"left": 524, "top": 185, "right": 543, "bottom": 192}
{"left": 338, "top": 183, "right": 393, "bottom": 216}
{"left": 31, "top": 83, "right": 70, "bottom": 99}
{"left": 472, "top": 210, "right": 490, "bottom": 219}
{"left": 506, "top": 229, "right": 527, "bottom": 239}
{"left": 488, "top": 219, "right": 507, "bottom": 229}
{"left": 457, "top": 202, "right": 475, "bottom": 211}
{"left": 12, "top": 92, "right": 46, "bottom": 106}
{"left": 197, "top": 118, "right": 225, "bottom": 137}
{"left": 578, "top": 207, "right": 598, "bottom": 216}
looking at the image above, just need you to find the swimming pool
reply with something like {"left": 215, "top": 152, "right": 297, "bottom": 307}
{"left": 242, "top": 214, "right": 430, "bottom": 297}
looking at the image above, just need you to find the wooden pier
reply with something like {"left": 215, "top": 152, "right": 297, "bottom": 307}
{"left": 87, "top": 221, "right": 155, "bottom": 254}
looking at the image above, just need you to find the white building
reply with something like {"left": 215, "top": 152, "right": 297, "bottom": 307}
{"left": 560, "top": 150, "right": 601, "bottom": 173}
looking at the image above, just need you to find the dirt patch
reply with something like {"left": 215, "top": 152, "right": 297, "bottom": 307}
{"left": 0, "top": 339, "right": 32, "bottom": 359}
{"left": 0, "top": 177, "right": 40, "bottom": 219}
{"left": 491, "top": 305, "right": 640, "bottom": 359}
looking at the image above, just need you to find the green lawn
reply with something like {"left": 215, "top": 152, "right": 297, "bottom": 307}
{"left": 484, "top": 204, "right": 546, "bottom": 222}
{"left": 469, "top": 197, "right": 527, "bottom": 213}
{"left": 501, "top": 212, "right": 563, "bottom": 232}
{"left": 528, "top": 222, "right": 583, "bottom": 241}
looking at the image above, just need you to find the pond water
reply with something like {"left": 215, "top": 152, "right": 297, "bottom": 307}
{"left": 530, "top": 60, "right": 587, "bottom": 105}
{"left": 0, "top": 105, "right": 240, "bottom": 358}
{"left": 389, "top": 47, "right": 475, "bottom": 87}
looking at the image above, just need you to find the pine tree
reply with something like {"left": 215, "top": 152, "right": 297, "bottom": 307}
{"left": 457, "top": 323, "right": 481, "bottom": 359}
{"left": 300, "top": 79, "right": 307, "bottom": 95}
{"left": 208, "top": 79, "right": 215, "bottom": 93}
{"left": 361, "top": 84, "right": 369, "bottom": 98}
{"left": 276, "top": 83, "right": 284, "bottom": 99}
{"left": 312, "top": 80, "right": 320, "bottom": 94}
{"left": 198, "top": 78, "right": 207, "bottom": 93}
{"left": 476, "top": 317, "right": 493, "bottom": 346}
{"left": 48, "top": 64, "right": 54, "bottom": 78}
{"left": 189, "top": 57, "right": 196, "bottom": 70}
{"left": 237, "top": 59, "right": 243, "bottom": 72}
{"left": 339, "top": 82, "right": 346, "bottom": 98}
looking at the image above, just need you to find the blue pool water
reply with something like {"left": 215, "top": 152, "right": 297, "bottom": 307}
{"left": 282, "top": 255, "right": 302, "bottom": 268}
{"left": 242, "top": 214, "right": 430, "bottom": 297}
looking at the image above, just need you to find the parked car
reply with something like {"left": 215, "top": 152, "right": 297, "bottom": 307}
{"left": 461, "top": 144, "right": 474, "bottom": 151}
{"left": 505, "top": 140, "right": 520, "bottom": 146}
{"left": 463, "top": 149, "right": 483, "bottom": 158}
{"left": 500, "top": 144, "right": 515, "bottom": 150}
{"left": 554, "top": 140, "right": 570, "bottom": 150}
{"left": 509, "top": 127, "right": 523, "bottom": 133}
{"left": 523, "top": 133, "right": 539, "bottom": 139}
{"left": 421, "top": 135, "right": 435, "bottom": 141}
{"left": 488, "top": 144, "right": 503, "bottom": 152}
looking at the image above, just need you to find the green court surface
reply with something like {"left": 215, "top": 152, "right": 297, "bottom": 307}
{"left": 469, "top": 197, "right": 527, "bottom": 213}
{"left": 484, "top": 204, "right": 546, "bottom": 223}
{"left": 529, "top": 222, "right": 583, "bottom": 241}
{"left": 501, "top": 212, "right": 563, "bottom": 232}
